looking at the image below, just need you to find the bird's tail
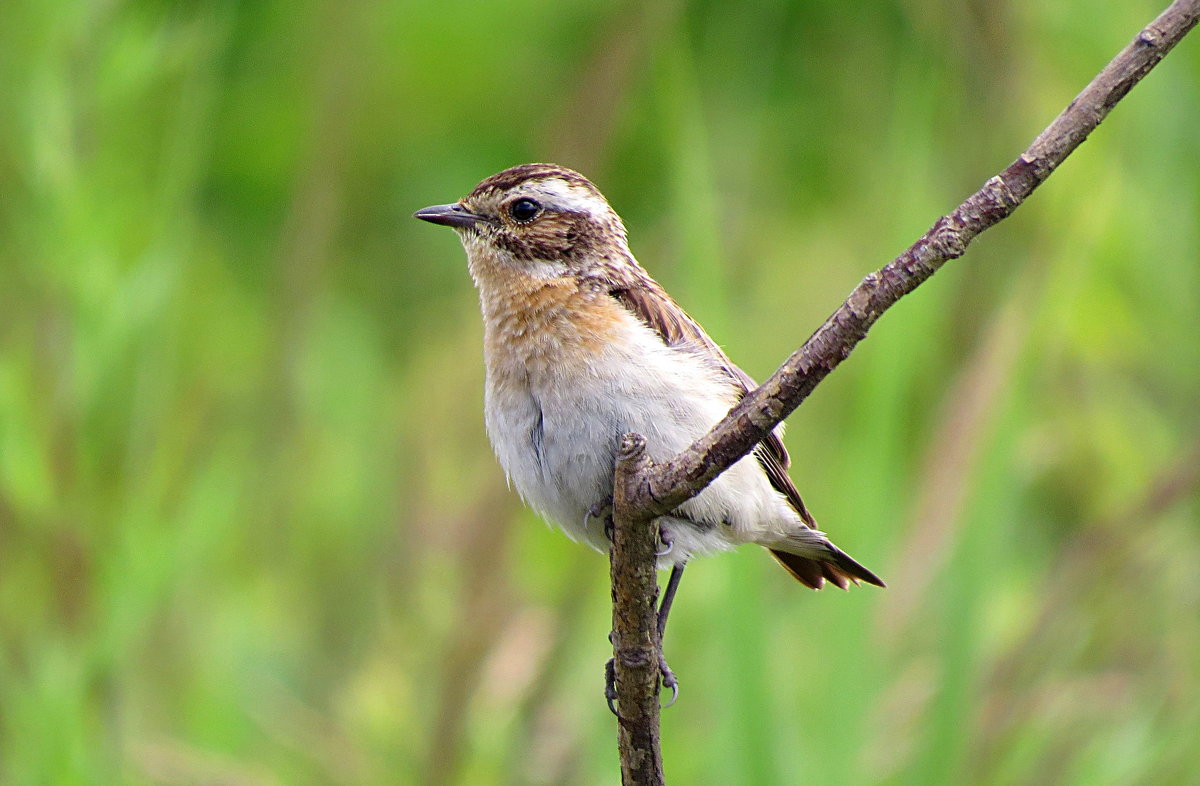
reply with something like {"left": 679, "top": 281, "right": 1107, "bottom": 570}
{"left": 767, "top": 534, "right": 885, "bottom": 590}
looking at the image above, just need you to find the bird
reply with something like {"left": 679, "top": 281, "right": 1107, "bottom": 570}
{"left": 414, "top": 163, "right": 884, "bottom": 676}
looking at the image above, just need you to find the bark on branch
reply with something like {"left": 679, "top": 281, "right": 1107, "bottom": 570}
{"left": 608, "top": 2, "right": 1200, "bottom": 783}
{"left": 609, "top": 434, "right": 666, "bottom": 785}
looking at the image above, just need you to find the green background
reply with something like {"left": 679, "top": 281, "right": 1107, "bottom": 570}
{"left": 2, "top": 1, "right": 1198, "bottom": 783}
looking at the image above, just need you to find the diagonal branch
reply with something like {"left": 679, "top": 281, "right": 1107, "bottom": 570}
{"left": 608, "top": 1, "right": 1200, "bottom": 784}
{"left": 625, "top": 0, "right": 1200, "bottom": 519}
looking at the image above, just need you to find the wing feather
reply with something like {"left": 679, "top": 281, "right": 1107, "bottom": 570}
{"left": 605, "top": 276, "right": 814, "bottom": 528}
{"left": 607, "top": 282, "right": 791, "bottom": 469}
{"left": 605, "top": 270, "right": 884, "bottom": 590}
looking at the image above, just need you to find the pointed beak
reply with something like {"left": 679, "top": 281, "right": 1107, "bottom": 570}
{"left": 413, "top": 203, "right": 488, "bottom": 229}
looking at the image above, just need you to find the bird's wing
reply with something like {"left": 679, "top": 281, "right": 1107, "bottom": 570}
{"left": 603, "top": 266, "right": 884, "bottom": 591}
{"left": 605, "top": 274, "right": 814, "bottom": 530}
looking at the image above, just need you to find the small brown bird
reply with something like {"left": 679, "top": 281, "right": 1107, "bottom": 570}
{"left": 415, "top": 163, "right": 883, "bottom": 648}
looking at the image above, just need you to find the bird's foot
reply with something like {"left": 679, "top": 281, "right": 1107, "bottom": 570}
{"left": 655, "top": 525, "right": 674, "bottom": 558}
{"left": 604, "top": 633, "right": 680, "bottom": 715}
{"left": 659, "top": 652, "right": 679, "bottom": 708}
{"left": 604, "top": 656, "right": 619, "bottom": 716}
{"left": 584, "top": 500, "right": 614, "bottom": 542}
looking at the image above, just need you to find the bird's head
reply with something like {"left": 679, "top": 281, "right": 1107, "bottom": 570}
{"left": 414, "top": 163, "right": 630, "bottom": 281}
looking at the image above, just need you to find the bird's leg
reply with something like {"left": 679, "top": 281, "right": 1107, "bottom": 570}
{"left": 657, "top": 562, "right": 685, "bottom": 641}
{"left": 604, "top": 560, "right": 688, "bottom": 713}
{"left": 655, "top": 562, "right": 685, "bottom": 707}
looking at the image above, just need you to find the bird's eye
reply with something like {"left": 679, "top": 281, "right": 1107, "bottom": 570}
{"left": 508, "top": 197, "right": 541, "bottom": 223}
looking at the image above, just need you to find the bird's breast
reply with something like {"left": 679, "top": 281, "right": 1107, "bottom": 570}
{"left": 480, "top": 277, "right": 628, "bottom": 380}
{"left": 480, "top": 289, "right": 748, "bottom": 547}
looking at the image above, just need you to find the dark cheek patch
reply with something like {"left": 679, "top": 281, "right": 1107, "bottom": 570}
{"left": 493, "top": 233, "right": 536, "bottom": 261}
{"left": 495, "top": 212, "right": 597, "bottom": 262}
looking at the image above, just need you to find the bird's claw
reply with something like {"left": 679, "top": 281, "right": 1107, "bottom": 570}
{"left": 659, "top": 653, "right": 679, "bottom": 708}
{"left": 604, "top": 650, "right": 680, "bottom": 714}
{"left": 604, "top": 657, "right": 619, "bottom": 716}
{"left": 585, "top": 501, "right": 614, "bottom": 542}
{"left": 655, "top": 526, "right": 674, "bottom": 557}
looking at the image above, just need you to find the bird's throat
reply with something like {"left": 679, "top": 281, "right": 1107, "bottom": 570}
{"left": 475, "top": 268, "right": 626, "bottom": 380}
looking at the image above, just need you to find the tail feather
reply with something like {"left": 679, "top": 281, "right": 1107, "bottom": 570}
{"left": 752, "top": 442, "right": 883, "bottom": 590}
{"left": 768, "top": 544, "right": 885, "bottom": 591}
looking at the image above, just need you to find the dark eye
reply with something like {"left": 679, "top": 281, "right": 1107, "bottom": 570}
{"left": 508, "top": 197, "right": 541, "bottom": 223}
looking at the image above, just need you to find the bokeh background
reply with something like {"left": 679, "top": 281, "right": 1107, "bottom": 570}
{"left": 2, "top": 1, "right": 1198, "bottom": 783}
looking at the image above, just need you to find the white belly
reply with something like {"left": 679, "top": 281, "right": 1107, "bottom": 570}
{"left": 483, "top": 317, "right": 800, "bottom": 561}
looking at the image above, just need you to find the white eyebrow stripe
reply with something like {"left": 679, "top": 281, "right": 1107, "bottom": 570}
{"left": 528, "top": 179, "right": 610, "bottom": 217}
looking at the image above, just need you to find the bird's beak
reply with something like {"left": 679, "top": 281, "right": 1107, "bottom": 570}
{"left": 413, "top": 203, "right": 487, "bottom": 229}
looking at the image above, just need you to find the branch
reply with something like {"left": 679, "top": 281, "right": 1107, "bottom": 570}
{"left": 626, "top": 0, "right": 1200, "bottom": 519}
{"left": 609, "top": 434, "right": 665, "bottom": 785}
{"left": 607, "top": 1, "right": 1199, "bottom": 782}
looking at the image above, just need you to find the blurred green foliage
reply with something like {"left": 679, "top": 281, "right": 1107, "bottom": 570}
{"left": 1, "top": 0, "right": 1198, "bottom": 783}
